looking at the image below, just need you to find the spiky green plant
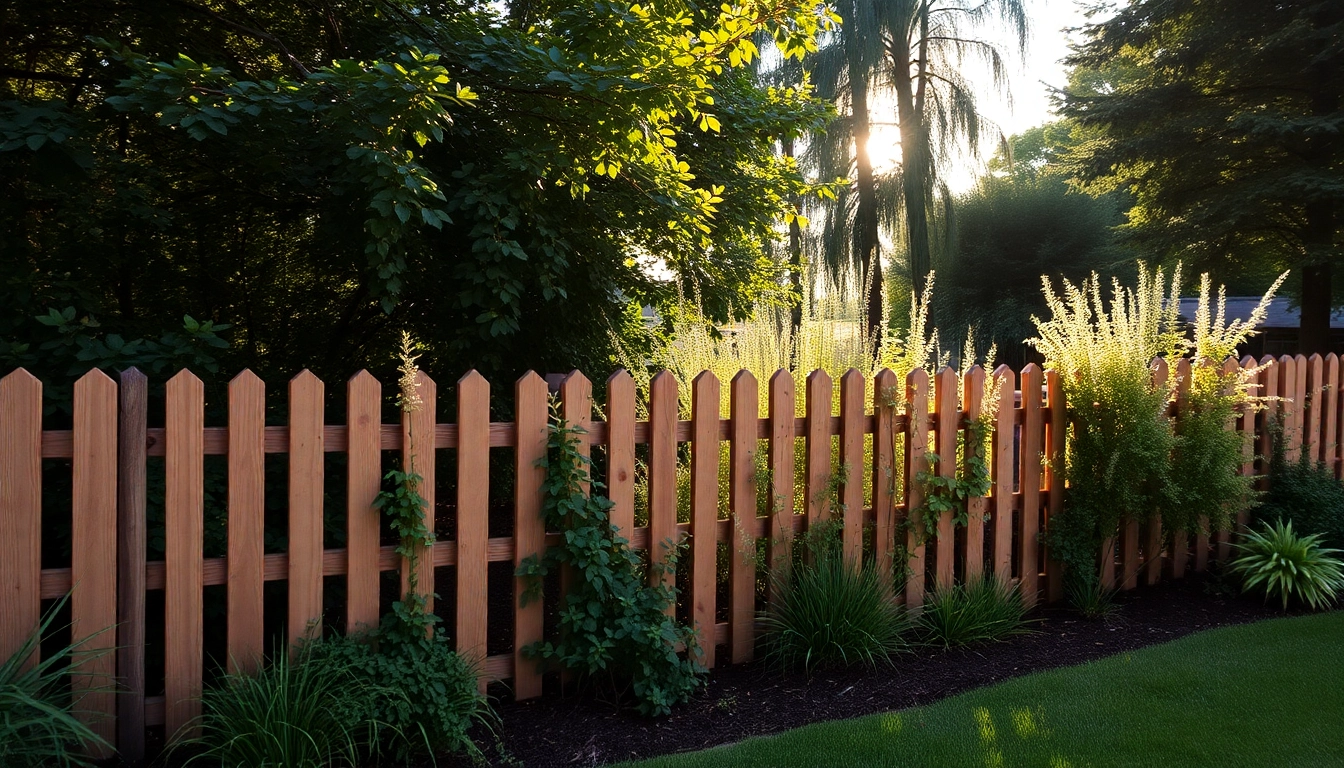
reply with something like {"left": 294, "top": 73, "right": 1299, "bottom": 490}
{"left": 1230, "top": 519, "right": 1344, "bottom": 611}
{"left": 0, "top": 597, "right": 112, "bottom": 768}
{"left": 918, "top": 576, "right": 1030, "bottom": 647}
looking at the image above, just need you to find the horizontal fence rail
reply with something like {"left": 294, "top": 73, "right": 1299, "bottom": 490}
{"left": 0, "top": 353, "right": 1333, "bottom": 759}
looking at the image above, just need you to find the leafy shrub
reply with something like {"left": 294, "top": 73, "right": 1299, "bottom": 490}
{"left": 1065, "top": 577, "right": 1118, "bottom": 621}
{"left": 517, "top": 416, "right": 706, "bottom": 716}
{"left": 760, "top": 549, "right": 911, "bottom": 673}
{"left": 1254, "top": 437, "right": 1344, "bottom": 551}
{"left": 918, "top": 576, "right": 1030, "bottom": 647}
{"left": 185, "top": 644, "right": 400, "bottom": 768}
{"left": 308, "top": 631, "right": 491, "bottom": 759}
{"left": 1230, "top": 519, "right": 1344, "bottom": 610}
{"left": 0, "top": 598, "right": 111, "bottom": 767}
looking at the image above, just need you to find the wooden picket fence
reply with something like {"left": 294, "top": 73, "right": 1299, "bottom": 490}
{"left": 0, "top": 353, "right": 1335, "bottom": 761}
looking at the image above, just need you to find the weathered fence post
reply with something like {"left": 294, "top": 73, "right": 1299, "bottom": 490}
{"left": 117, "top": 367, "right": 147, "bottom": 763}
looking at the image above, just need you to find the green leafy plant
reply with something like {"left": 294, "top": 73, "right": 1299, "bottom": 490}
{"left": 0, "top": 597, "right": 111, "bottom": 767}
{"left": 517, "top": 414, "right": 706, "bottom": 716}
{"left": 1065, "top": 576, "right": 1119, "bottom": 621}
{"left": 760, "top": 541, "right": 911, "bottom": 672}
{"left": 1229, "top": 519, "right": 1344, "bottom": 610}
{"left": 183, "top": 644, "right": 400, "bottom": 768}
{"left": 918, "top": 576, "right": 1030, "bottom": 647}
{"left": 1254, "top": 429, "right": 1344, "bottom": 551}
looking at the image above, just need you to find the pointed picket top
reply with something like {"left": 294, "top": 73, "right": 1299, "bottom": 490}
{"left": 167, "top": 368, "right": 204, "bottom": 393}
{"left": 840, "top": 367, "right": 866, "bottom": 395}
{"left": 517, "top": 369, "right": 547, "bottom": 391}
{"left": 75, "top": 366, "right": 116, "bottom": 388}
{"left": 934, "top": 366, "right": 959, "bottom": 401}
{"left": 348, "top": 368, "right": 380, "bottom": 388}
{"left": 731, "top": 368, "right": 757, "bottom": 392}
{"left": 992, "top": 363, "right": 1014, "bottom": 382}
{"left": 650, "top": 368, "right": 678, "bottom": 400}
{"left": 873, "top": 368, "right": 897, "bottom": 401}
{"left": 606, "top": 368, "right": 634, "bottom": 392}
{"left": 231, "top": 368, "right": 264, "bottom": 388}
{"left": 561, "top": 369, "right": 593, "bottom": 424}
{"left": 458, "top": 368, "right": 489, "bottom": 390}
{"left": 692, "top": 369, "right": 720, "bottom": 390}
{"left": 769, "top": 368, "right": 794, "bottom": 401}
{"left": 905, "top": 364, "right": 930, "bottom": 396}
{"left": 1, "top": 366, "right": 41, "bottom": 387}
{"left": 805, "top": 368, "right": 832, "bottom": 394}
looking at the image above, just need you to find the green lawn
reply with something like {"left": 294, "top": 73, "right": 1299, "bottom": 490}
{"left": 623, "top": 611, "right": 1344, "bottom": 768}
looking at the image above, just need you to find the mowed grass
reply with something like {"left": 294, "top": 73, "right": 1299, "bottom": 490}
{"left": 623, "top": 611, "right": 1344, "bottom": 768}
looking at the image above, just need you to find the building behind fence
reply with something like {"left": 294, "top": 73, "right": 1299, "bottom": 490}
{"left": 0, "top": 353, "right": 1333, "bottom": 760}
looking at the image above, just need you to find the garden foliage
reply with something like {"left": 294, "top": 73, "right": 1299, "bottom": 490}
{"left": 1255, "top": 433, "right": 1344, "bottom": 552}
{"left": 1230, "top": 520, "right": 1344, "bottom": 610}
{"left": 918, "top": 576, "right": 1030, "bottom": 647}
{"left": 517, "top": 414, "right": 706, "bottom": 716}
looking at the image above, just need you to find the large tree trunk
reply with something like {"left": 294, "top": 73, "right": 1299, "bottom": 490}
{"left": 891, "top": 25, "right": 933, "bottom": 298}
{"left": 846, "top": 27, "right": 883, "bottom": 349}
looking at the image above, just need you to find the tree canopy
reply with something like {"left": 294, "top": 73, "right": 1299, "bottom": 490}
{"left": 1, "top": 0, "right": 838, "bottom": 389}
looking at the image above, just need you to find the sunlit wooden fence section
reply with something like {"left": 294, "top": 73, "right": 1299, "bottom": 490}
{"left": 0, "top": 353, "right": 1332, "bottom": 757}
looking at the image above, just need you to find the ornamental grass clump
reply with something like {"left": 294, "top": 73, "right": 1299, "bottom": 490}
{"left": 918, "top": 576, "right": 1030, "bottom": 647}
{"left": 1230, "top": 519, "right": 1344, "bottom": 610}
{"left": 0, "top": 597, "right": 111, "bottom": 768}
{"left": 760, "top": 524, "right": 911, "bottom": 673}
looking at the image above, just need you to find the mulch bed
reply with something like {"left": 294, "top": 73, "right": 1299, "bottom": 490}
{"left": 457, "top": 576, "right": 1292, "bottom": 768}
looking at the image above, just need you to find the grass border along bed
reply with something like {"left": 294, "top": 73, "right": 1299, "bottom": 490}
{"left": 621, "top": 611, "right": 1344, "bottom": 768}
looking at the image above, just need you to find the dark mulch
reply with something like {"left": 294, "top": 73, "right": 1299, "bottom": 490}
{"left": 459, "top": 576, "right": 1291, "bottom": 768}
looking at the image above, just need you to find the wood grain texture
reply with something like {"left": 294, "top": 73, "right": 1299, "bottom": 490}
{"left": 71, "top": 369, "right": 117, "bottom": 755}
{"left": 606, "top": 370, "right": 637, "bottom": 538}
{"left": 962, "top": 366, "right": 986, "bottom": 582}
{"left": 1306, "top": 354, "right": 1324, "bottom": 463}
{"left": 0, "top": 369, "right": 41, "bottom": 667}
{"left": 402, "top": 371, "right": 437, "bottom": 614}
{"left": 767, "top": 370, "right": 796, "bottom": 607}
{"left": 116, "top": 367, "right": 148, "bottom": 762}
{"left": 227, "top": 370, "right": 265, "bottom": 674}
{"left": 513, "top": 372, "right": 548, "bottom": 700}
{"left": 872, "top": 369, "right": 898, "bottom": 585}
{"left": 164, "top": 370, "right": 204, "bottom": 738}
{"left": 728, "top": 371, "right": 757, "bottom": 664}
{"left": 648, "top": 370, "right": 678, "bottom": 611}
{"left": 1018, "top": 364, "right": 1043, "bottom": 607}
{"left": 804, "top": 370, "right": 833, "bottom": 530}
{"left": 1294, "top": 354, "right": 1308, "bottom": 462}
{"left": 689, "top": 372, "right": 719, "bottom": 667}
{"left": 1324, "top": 354, "right": 1339, "bottom": 479}
{"left": 456, "top": 371, "right": 490, "bottom": 687}
{"left": 1044, "top": 369, "right": 1065, "bottom": 601}
{"left": 933, "top": 367, "right": 958, "bottom": 590}
{"left": 839, "top": 369, "right": 865, "bottom": 569}
{"left": 288, "top": 370, "right": 325, "bottom": 647}
{"left": 345, "top": 371, "right": 382, "bottom": 633}
{"left": 1280, "top": 355, "right": 1300, "bottom": 462}
{"left": 991, "top": 366, "right": 1014, "bottom": 582}
{"left": 904, "top": 368, "right": 930, "bottom": 608}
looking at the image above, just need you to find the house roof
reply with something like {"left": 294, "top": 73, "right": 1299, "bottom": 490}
{"left": 1176, "top": 297, "right": 1344, "bottom": 330}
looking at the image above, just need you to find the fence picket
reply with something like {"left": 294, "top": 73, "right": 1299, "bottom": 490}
{"left": 905, "top": 368, "right": 930, "bottom": 608}
{"left": 513, "top": 372, "right": 548, "bottom": 700}
{"left": 227, "top": 371, "right": 265, "bottom": 674}
{"left": 72, "top": 370, "right": 117, "bottom": 754}
{"left": 991, "top": 366, "right": 1014, "bottom": 581}
{"left": 116, "top": 367, "right": 148, "bottom": 762}
{"left": 729, "top": 371, "right": 757, "bottom": 664}
{"left": 402, "top": 371, "right": 437, "bottom": 612}
{"left": 1307, "top": 354, "right": 1324, "bottom": 463}
{"left": 0, "top": 369, "right": 40, "bottom": 667}
{"left": 1280, "top": 355, "right": 1300, "bottom": 462}
{"left": 649, "top": 371, "right": 678, "bottom": 611}
{"left": 164, "top": 370, "right": 204, "bottom": 738}
{"left": 767, "top": 371, "right": 796, "bottom": 607}
{"left": 457, "top": 372, "right": 490, "bottom": 685}
{"left": 1045, "top": 369, "right": 1065, "bottom": 601}
{"left": 288, "top": 371, "right": 325, "bottom": 647}
{"left": 1258, "top": 356, "right": 1278, "bottom": 489}
{"left": 872, "top": 369, "right": 898, "bottom": 585}
{"left": 805, "top": 370, "right": 833, "bottom": 531}
{"left": 606, "top": 371, "right": 637, "bottom": 538}
{"left": 690, "top": 372, "right": 719, "bottom": 667}
{"left": 1294, "top": 354, "right": 1308, "bottom": 461}
{"left": 1325, "top": 354, "right": 1339, "bottom": 478}
{"left": 1019, "top": 364, "right": 1043, "bottom": 606}
{"left": 346, "top": 371, "right": 382, "bottom": 633}
{"left": 933, "top": 368, "right": 959, "bottom": 590}
{"left": 839, "top": 369, "right": 865, "bottom": 568}
{"left": 962, "top": 367, "right": 986, "bottom": 583}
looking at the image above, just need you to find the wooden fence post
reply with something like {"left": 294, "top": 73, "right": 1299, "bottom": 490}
{"left": 513, "top": 372, "right": 548, "bottom": 700}
{"left": 689, "top": 372, "right": 719, "bottom": 667}
{"left": 1019, "top": 364, "right": 1043, "bottom": 607}
{"left": 116, "top": 367, "right": 147, "bottom": 762}
{"left": 804, "top": 370, "right": 833, "bottom": 533}
{"left": 228, "top": 370, "right": 265, "bottom": 674}
{"left": 164, "top": 370, "right": 204, "bottom": 739}
{"left": 288, "top": 371, "right": 325, "bottom": 647}
{"left": 872, "top": 369, "right": 898, "bottom": 587}
{"left": 933, "top": 367, "right": 958, "bottom": 591}
{"left": 728, "top": 371, "right": 757, "bottom": 664}
{"left": 401, "top": 371, "right": 436, "bottom": 613}
{"left": 991, "top": 366, "right": 1015, "bottom": 582}
{"left": 72, "top": 369, "right": 118, "bottom": 756}
{"left": 1045, "top": 369, "right": 1065, "bottom": 601}
{"left": 606, "top": 370, "right": 637, "bottom": 538}
{"left": 839, "top": 369, "right": 865, "bottom": 568}
{"left": 962, "top": 366, "right": 987, "bottom": 583}
{"left": 648, "top": 371, "right": 678, "bottom": 611}
{"left": 904, "top": 368, "right": 930, "bottom": 609}
{"left": 457, "top": 371, "right": 490, "bottom": 689}
{"left": 1324, "top": 354, "right": 1339, "bottom": 478}
{"left": 1306, "top": 354, "right": 1324, "bottom": 463}
{"left": 767, "top": 371, "right": 796, "bottom": 607}
{"left": 346, "top": 371, "right": 383, "bottom": 633}
{"left": 0, "top": 369, "right": 41, "bottom": 667}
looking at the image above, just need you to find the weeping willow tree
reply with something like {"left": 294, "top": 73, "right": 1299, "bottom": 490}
{"left": 798, "top": 0, "right": 1028, "bottom": 339}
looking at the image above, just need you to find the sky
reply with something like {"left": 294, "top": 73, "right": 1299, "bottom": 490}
{"left": 865, "top": 0, "right": 1089, "bottom": 192}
